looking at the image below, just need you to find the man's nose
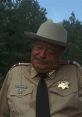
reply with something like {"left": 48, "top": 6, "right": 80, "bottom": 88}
{"left": 39, "top": 49, "right": 46, "bottom": 58}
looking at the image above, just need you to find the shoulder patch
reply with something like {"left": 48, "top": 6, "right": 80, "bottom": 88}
{"left": 10, "top": 62, "right": 31, "bottom": 70}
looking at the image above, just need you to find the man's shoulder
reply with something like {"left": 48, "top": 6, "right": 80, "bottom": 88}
{"left": 60, "top": 60, "right": 82, "bottom": 70}
{"left": 68, "top": 60, "right": 81, "bottom": 68}
{"left": 10, "top": 62, "right": 32, "bottom": 71}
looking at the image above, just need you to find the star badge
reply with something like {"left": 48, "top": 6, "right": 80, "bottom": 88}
{"left": 58, "top": 81, "right": 70, "bottom": 90}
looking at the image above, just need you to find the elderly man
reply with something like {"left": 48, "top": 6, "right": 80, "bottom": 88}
{"left": 0, "top": 20, "right": 82, "bottom": 117}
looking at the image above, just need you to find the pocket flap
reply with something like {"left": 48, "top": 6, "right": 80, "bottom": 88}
{"left": 9, "top": 86, "right": 33, "bottom": 96}
{"left": 49, "top": 82, "right": 78, "bottom": 96}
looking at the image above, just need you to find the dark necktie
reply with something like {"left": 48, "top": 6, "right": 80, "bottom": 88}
{"left": 36, "top": 73, "right": 50, "bottom": 117}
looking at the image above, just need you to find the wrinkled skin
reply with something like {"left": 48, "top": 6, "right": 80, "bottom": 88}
{"left": 31, "top": 40, "right": 64, "bottom": 73}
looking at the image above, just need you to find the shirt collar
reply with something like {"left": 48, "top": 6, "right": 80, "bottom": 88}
{"left": 30, "top": 65, "right": 56, "bottom": 79}
{"left": 47, "top": 70, "right": 56, "bottom": 79}
{"left": 30, "top": 65, "right": 38, "bottom": 78}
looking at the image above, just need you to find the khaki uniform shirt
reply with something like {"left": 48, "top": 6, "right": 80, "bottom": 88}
{"left": 0, "top": 63, "right": 82, "bottom": 117}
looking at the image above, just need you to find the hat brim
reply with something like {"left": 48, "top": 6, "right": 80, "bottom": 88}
{"left": 24, "top": 32, "right": 66, "bottom": 47}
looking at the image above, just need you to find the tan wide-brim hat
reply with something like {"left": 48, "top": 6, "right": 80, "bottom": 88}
{"left": 24, "top": 20, "right": 67, "bottom": 47}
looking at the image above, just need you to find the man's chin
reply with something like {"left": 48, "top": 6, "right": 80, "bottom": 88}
{"left": 32, "top": 61, "right": 50, "bottom": 72}
{"left": 34, "top": 65, "right": 49, "bottom": 73}
{"left": 35, "top": 69, "right": 48, "bottom": 73}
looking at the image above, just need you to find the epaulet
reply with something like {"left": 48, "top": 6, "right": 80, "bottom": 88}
{"left": 67, "top": 60, "right": 81, "bottom": 68}
{"left": 10, "top": 62, "right": 30, "bottom": 70}
{"left": 59, "top": 60, "right": 81, "bottom": 68}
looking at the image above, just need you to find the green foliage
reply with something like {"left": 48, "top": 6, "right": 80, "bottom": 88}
{"left": 0, "top": 0, "right": 47, "bottom": 86}
{"left": 63, "top": 12, "right": 82, "bottom": 64}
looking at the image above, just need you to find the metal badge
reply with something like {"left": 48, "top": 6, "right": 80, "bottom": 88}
{"left": 58, "top": 81, "right": 70, "bottom": 90}
{"left": 15, "top": 84, "right": 27, "bottom": 95}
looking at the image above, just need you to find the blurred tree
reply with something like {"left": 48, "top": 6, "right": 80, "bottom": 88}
{"left": 63, "top": 12, "right": 82, "bottom": 64}
{"left": 0, "top": 0, "right": 47, "bottom": 79}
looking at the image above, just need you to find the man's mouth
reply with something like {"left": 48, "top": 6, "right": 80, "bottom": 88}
{"left": 35, "top": 58, "right": 48, "bottom": 64}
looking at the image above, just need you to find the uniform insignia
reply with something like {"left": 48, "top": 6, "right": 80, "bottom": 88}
{"left": 15, "top": 84, "right": 27, "bottom": 95}
{"left": 58, "top": 81, "right": 70, "bottom": 90}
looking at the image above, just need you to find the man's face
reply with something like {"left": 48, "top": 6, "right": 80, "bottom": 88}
{"left": 31, "top": 40, "right": 63, "bottom": 73}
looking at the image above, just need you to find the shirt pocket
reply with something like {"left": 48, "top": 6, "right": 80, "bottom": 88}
{"left": 49, "top": 83, "right": 79, "bottom": 114}
{"left": 9, "top": 86, "right": 33, "bottom": 97}
{"left": 49, "top": 82, "right": 78, "bottom": 97}
{"left": 8, "top": 87, "right": 34, "bottom": 114}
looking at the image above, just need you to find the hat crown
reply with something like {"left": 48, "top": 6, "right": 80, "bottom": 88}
{"left": 36, "top": 20, "right": 67, "bottom": 47}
